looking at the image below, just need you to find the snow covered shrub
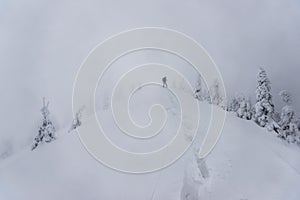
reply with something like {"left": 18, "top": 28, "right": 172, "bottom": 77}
{"left": 279, "top": 90, "right": 292, "bottom": 105}
{"left": 286, "top": 122, "right": 298, "bottom": 143}
{"left": 228, "top": 96, "right": 240, "bottom": 112}
{"left": 194, "top": 89, "right": 202, "bottom": 101}
{"left": 277, "top": 91, "right": 298, "bottom": 142}
{"left": 32, "top": 98, "right": 56, "bottom": 150}
{"left": 236, "top": 96, "right": 252, "bottom": 120}
{"left": 194, "top": 76, "right": 212, "bottom": 103}
{"left": 210, "top": 79, "right": 223, "bottom": 106}
{"left": 229, "top": 94, "right": 252, "bottom": 120}
{"left": 294, "top": 118, "right": 300, "bottom": 131}
{"left": 253, "top": 68, "right": 274, "bottom": 127}
{"left": 69, "top": 107, "right": 84, "bottom": 133}
{"left": 278, "top": 105, "right": 295, "bottom": 140}
{"left": 201, "top": 89, "right": 212, "bottom": 104}
{"left": 194, "top": 76, "right": 204, "bottom": 101}
{"left": 292, "top": 118, "right": 300, "bottom": 144}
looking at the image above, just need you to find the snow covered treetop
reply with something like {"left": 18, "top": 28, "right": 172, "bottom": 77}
{"left": 40, "top": 97, "right": 50, "bottom": 119}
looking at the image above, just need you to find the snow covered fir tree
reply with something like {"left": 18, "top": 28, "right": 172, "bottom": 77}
{"left": 253, "top": 68, "right": 274, "bottom": 127}
{"left": 31, "top": 98, "right": 56, "bottom": 150}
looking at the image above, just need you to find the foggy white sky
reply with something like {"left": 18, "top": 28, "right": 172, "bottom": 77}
{"left": 0, "top": 0, "right": 300, "bottom": 151}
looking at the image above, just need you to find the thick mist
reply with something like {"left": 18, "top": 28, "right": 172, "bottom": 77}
{"left": 0, "top": 0, "right": 299, "bottom": 154}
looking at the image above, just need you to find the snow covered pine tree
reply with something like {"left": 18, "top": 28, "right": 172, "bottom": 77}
{"left": 31, "top": 98, "right": 56, "bottom": 150}
{"left": 254, "top": 68, "right": 274, "bottom": 127}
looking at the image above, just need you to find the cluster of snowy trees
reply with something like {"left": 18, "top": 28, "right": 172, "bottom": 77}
{"left": 31, "top": 67, "right": 300, "bottom": 151}
{"left": 31, "top": 98, "right": 83, "bottom": 150}
{"left": 228, "top": 94, "right": 252, "bottom": 120}
{"left": 194, "top": 76, "right": 223, "bottom": 105}
{"left": 184, "top": 67, "right": 300, "bottom": 200}
{"left": 194, "top": 68, "right": 300, "bottom": 145}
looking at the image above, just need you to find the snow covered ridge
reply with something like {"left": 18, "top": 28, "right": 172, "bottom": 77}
{"left": 0, "top": 66, "right": 300, "bottom": 199}
{"left": 0, "top": 44, "right": 299, "bottom": 199}
{"left": 0, "top": 33, "right": 298, "bottom": 167}
{"left": 65, "top": 28, "right": 228, "bottom": 174}
{"left": 1, "top": 104, "right": 300, "bottom": 200}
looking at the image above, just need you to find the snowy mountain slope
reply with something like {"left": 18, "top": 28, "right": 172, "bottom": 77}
{"left": 1, "top": 99, "right": 300, "bottom": 200}
{"left": 202, "top": 116, "right": 300, "bottom": 200}
{"left": 0, "top": 85, "right": 298, "bottom": 199}
{"left": 1, "top": 1, "right": 300, "bottom": 199}
{"left": 2, "top": 0, "right": 300, "bottom": 159}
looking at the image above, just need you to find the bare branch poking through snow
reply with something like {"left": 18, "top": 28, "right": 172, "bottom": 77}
{"left": 68, "top": 106, "right": 85, "bottom": 133}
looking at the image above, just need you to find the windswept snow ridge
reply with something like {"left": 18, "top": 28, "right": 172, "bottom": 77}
{"left": 0, "top": 100, "right": 299, "bottom": 199}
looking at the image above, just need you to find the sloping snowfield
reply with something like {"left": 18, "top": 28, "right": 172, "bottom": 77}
{"left": 0, "top": 92, "right": 299, "bottom": 200}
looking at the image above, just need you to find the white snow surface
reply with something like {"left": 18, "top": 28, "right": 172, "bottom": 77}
{"left": 1, "top": 1, "right": 300, "bottom": 199}
{"left": 1, "top": 96, "right": 300, "bottom": 200}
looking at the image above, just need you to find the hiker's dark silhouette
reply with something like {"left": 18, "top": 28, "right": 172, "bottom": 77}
{"left": 162, "top": 76, "right": 168, "bottom": 88}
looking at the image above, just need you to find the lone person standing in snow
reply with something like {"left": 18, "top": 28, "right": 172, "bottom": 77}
{"left": 162, "top": 76, "right": 168, "bottom": 88}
